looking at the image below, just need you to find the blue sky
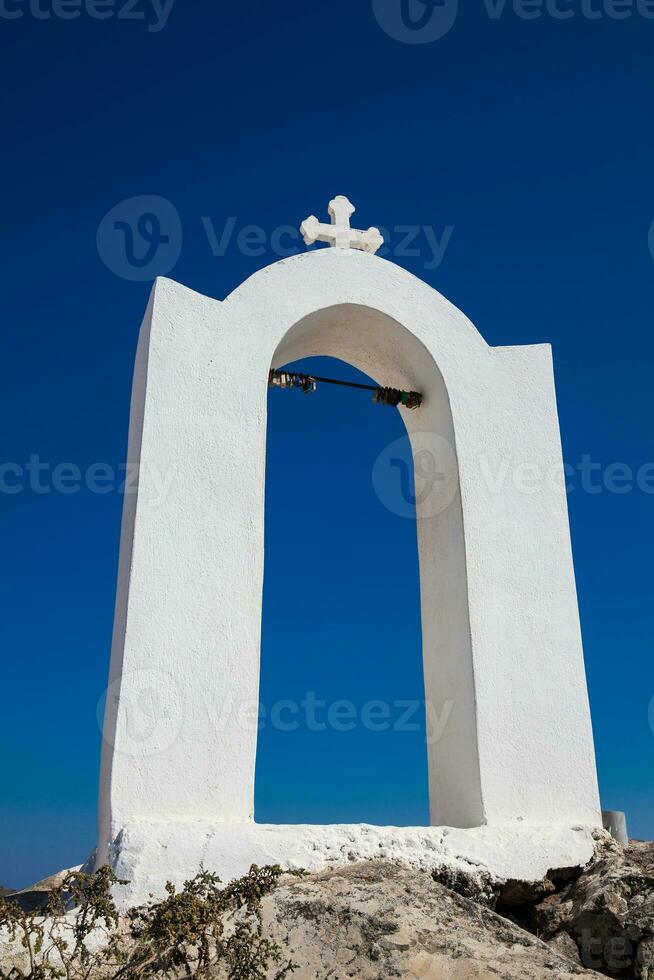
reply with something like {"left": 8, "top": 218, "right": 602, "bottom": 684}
{"left": 1, "top": 1, "right": 653, "bottom": 889}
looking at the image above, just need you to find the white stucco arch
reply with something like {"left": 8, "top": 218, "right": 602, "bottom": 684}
{"left": 97, "top": 247, "right": 601, "bottom": 900}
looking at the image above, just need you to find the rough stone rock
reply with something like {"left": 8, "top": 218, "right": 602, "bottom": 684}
{"left": 2, "top": 866, "right": 81, "bottom": 913}
{"left": 548, "top": 930, "right": 583, "bottom": 965}
{"left": 499, "top": 875, "right": 557, "bottom": 908}
{"left": 431, "top": 862, "right": 498, "bottom": 906}
{"left": 530, "top": 838, "right": 654, "bottom": 977}
{"left": 261, "top": 860, "right": 602, "bottom": 979}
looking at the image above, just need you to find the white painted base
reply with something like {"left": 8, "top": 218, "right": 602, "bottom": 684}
{"left": 106, "top": 821, "right": 598, "bottom": 908}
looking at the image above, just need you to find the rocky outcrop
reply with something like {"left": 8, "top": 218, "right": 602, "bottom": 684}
{"left": 261, "top": 860, "right": 602, "bottom": 979}
{"left": 3, "top": 867, "right": 80, "bottom": 913}
{"left": 526, "top": 838, "right": 654, "bottom": 978}
{"left": 259, "top": 837, "right": 654, "bottom": 978}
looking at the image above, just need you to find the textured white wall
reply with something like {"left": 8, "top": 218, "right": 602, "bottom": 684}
{"left": 97, "top": 247, "right": 601, "bottom": 878}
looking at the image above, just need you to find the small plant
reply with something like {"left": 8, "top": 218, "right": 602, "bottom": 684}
{"left": 0, "top": 865, "right": 298, "bottom": 979}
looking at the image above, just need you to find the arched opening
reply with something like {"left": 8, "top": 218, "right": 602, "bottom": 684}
{"left": 255, "top": 354, "right": 430, "bottom": 825}
{"left": 254, "top": 304, "right": 484, "bottom": 830}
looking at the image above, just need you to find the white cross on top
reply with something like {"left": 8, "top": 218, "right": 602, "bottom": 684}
{"left": 300, "top": 195, "right": 384, "bottom": 255}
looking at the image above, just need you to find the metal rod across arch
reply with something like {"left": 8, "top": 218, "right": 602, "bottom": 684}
{"left": 268, "top": 368, "right": 423, "bottom": 410}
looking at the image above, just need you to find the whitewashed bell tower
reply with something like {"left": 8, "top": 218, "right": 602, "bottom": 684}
{"left": 97, "top": 196, "right": 601, "bottom": 904}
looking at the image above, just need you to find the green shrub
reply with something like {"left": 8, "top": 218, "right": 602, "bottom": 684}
{"left": 0, "top": 865, "right": 298, "bottom": 979}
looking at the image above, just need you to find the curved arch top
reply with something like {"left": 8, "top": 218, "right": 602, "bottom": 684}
{"left": 222, "top": 247, "right": 490, "bottom": 385}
